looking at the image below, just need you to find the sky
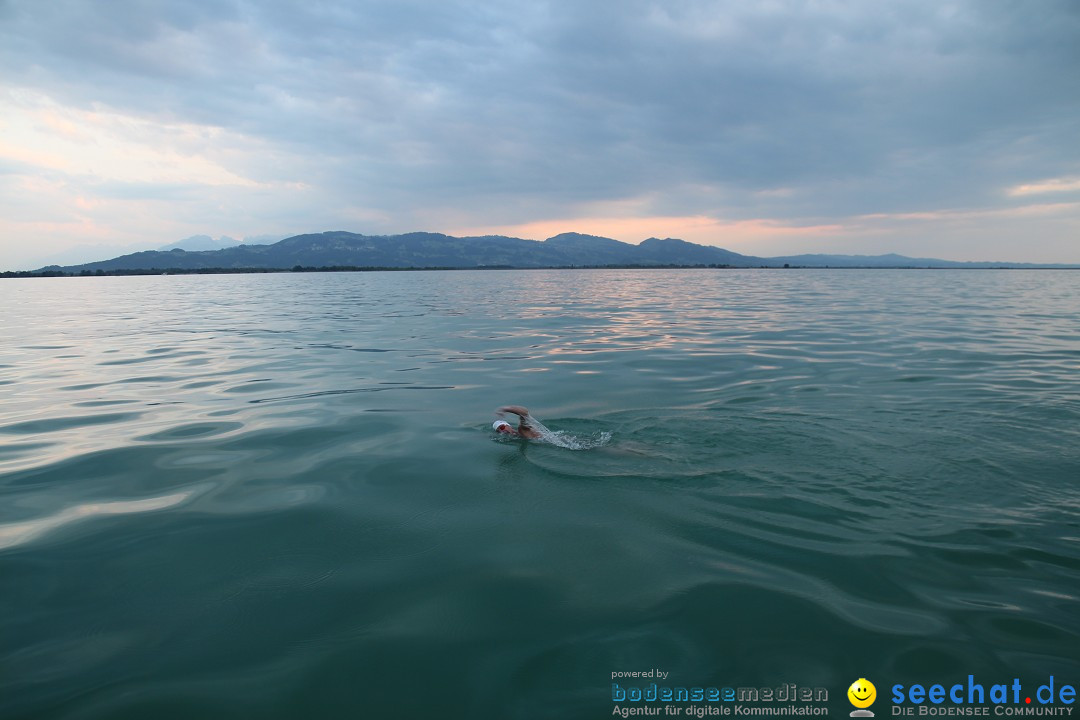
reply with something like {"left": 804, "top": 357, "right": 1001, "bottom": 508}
{"left": 1, "top": 0, "right": 1078, "bottom": 270}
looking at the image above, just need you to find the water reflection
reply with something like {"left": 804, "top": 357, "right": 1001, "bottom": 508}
{"left": 0, "top": 490, "right": 193, "bottom": 550}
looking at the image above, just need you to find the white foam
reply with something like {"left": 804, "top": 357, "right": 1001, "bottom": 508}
{"left": 522, "top": 415, "right": 612, "bottom": 451}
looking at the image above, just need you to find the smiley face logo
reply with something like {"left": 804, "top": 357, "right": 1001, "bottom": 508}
{"left": 848, "top": 678, "right": 877, "bottom": 712}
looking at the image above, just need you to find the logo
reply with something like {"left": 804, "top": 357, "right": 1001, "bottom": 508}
{"left": 890, "top": 675, "right": 1077, "bottom": 715}
{"left": 849, "top": 678, "right": 877, "bottom": 717}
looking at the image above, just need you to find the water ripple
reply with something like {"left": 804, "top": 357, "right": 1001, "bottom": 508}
{"left": 2, "top": 269, "right": 1079, "bottom": 717}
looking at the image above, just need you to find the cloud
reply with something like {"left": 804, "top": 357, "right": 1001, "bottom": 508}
{"left": 1, "top": 0, "right": 1079, "bottom": 268}
{"left": 2, "top": 89, "right": 263, "bottom": 187}
{"left": 1009, "top": 177, "right": 1080, "bottom": 197}
{"left": 452, "top": 214, "right": 843, "bottom": 249}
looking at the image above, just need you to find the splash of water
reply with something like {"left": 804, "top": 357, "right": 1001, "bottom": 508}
{"left": 520, "top": 414, "right": 612, "bottom": 451}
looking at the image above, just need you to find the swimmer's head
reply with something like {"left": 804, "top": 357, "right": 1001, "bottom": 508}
{"left": 493, "top": 420, "right": 513, "bottom": 433}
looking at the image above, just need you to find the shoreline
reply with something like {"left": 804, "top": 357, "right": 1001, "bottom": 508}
{"left": 5, "top": 265, "right": 1080, "bottom": 278}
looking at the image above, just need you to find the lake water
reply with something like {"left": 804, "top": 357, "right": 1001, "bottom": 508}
{"left": 2, "top": 269, "right": 1079, "bottom": 719}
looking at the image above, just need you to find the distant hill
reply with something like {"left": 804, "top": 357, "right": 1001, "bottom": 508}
{"left": 34, "top": 231, "right": 1079, "bottom": 273}
{"left": 158, "top": 235, "right": 242, "bottom": 252}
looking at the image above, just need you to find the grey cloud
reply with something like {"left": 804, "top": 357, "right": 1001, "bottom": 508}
{"left": 2, "top": 0, "right": 1078, "bottom": 240}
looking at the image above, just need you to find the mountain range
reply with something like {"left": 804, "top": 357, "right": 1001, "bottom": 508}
{"left": 36, "top": 231, "right": 1079, "bottom": 272}
{"left": 156, "top": 234, "right": 286, "bottom": 252}
{"left": 158, "top": 235, "right": 243, "bottom": 252}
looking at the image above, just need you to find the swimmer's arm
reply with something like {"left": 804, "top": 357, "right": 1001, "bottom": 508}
{"left": 496, "top": 405, "right": 530, "bottom": 418}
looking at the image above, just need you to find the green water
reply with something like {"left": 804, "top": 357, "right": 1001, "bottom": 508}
{"left": 2, "top": 269, "right": 1078, "bottom": 719}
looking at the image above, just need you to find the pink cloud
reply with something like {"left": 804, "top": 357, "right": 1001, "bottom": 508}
{"left": 450, "top": 215, "right": 842, "bottom": 247}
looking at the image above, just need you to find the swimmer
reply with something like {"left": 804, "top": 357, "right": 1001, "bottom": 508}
{"left": 492, "top": 405, "right": 542, "bottom": 439}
